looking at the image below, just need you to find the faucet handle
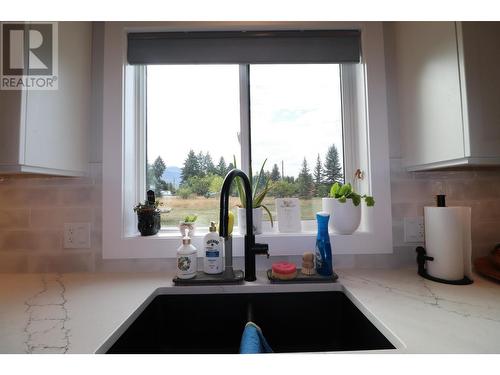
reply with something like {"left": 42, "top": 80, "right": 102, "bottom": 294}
{"left": 253, "top": 243, "right": 269, "bottom": 258}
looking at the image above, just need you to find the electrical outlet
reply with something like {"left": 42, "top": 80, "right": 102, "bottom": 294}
{"left": 403, "top": 216, "right": 424, "bottom": 243}
{"left": 417, "top": 218, "right": 425, "bottom": 241}
{"left": 64, "top": 223, "right": 91, "bottom": 249}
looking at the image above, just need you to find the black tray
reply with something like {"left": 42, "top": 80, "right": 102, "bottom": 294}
{"left": 173, "top": 270, "right": 244, "bottom": 286}
{"left": 267, "top": 269, "right": 338, "bottom": 284}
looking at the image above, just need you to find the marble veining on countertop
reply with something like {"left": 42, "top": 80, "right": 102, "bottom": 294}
{"left": 0, "top": 268, "right": 499, "bottom": 354}
{"left": 23, "top": 274, "right": 70, "bottom": 354}
{"left": 342, "top": 272, "right": 500, "bottom": 323}
{"left": 339, "top": 269, "right": 500, "bottom": 353}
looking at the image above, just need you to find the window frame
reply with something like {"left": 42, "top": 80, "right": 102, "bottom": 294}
{"left": 102, "top": 22, "right": 393, "bottom": 259}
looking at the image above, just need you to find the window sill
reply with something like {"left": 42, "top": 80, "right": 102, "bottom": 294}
{"left": 103, "top": 230, "right": 392, "bottom": 259}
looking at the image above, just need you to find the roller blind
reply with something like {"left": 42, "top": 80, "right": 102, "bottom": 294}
{"left": 127, "top": 30, "right": 361, "bottom": 65}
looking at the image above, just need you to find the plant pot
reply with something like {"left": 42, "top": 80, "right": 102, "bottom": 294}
{"left": 137, "top": 208, "right": 161, "bottom": 236}
{"left": 179, "top": 221, "right": 196, "bottom": 237}
{"left": 322, "top": 198, "right": 361, "bottom": 234}
{"left": 276, "top": 198, "right": 301, "bottom": 233}
{"left": 237, "top": 207, "right": 263, "bottom": 235}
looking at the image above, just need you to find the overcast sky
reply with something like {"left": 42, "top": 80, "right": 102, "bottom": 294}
{"left": 147, "top": 64, "right": 343, "bottom": 178}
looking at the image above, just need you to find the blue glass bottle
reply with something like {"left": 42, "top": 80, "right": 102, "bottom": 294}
{"left": 315, "top": 212, "right": 333, "bottom": 276}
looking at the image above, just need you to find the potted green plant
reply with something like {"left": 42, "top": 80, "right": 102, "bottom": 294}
{"left": 233, "top": 157, "right": 273, "bottom": 235}
{"left": 179, "top": 214, "right": 198, "bottom": 237}
{"left": 322, "top": 182, "right": 375, "bottom": 234}
{"left": 134, "top": 190, "right": 169, "bottom": 236}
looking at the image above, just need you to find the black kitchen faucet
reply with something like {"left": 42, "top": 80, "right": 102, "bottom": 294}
{"left": 219, "top": 169, "right": 269, "bottom": 282}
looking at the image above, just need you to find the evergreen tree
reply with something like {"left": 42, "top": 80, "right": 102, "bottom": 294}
{"left": 152, "top": 156, "right": 166, "bottom": 181}
{"left": 181, "top": 149, "right": 202, "bottom": 183}
{"left": 323, "top": 144, "right": 343, "bottom": 184}
{"left": 297, "top": 158, "right": 313, "bottom": 199}
{"left": 201, "top": 151, "right": 215, "bottom": 175}
{"left": 313, "top": 154, "right": 323, "bottom": 197}
{"left": 270, "top": 163, "right": 281, "bottom": 181}
{"left": 149, "top": 156, "right": 168, "bottom": 196}
{"left": 226, "top": 162, "right": 234, "bottom": 174}
{"left": 216, "top": 156, "right": 227, "bottom": 176}
{"left": 196, "top": 151, "right": 206, "bottom": 177}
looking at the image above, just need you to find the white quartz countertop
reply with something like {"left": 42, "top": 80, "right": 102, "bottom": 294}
{"left": 0, "top": 268, "right": 499, "bottom": 354}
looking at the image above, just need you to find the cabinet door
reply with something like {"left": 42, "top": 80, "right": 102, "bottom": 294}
{"left": 24, "top": 22, "right": 91, "bottom": 175}
{"left": 461, "top": 22, "right": 500, "bottom": 159}
{"left": 394, "top": 22, "right": 465, "bottom": 168}
{"left": 0, "top": 89, "right": 25, "bottom": 167}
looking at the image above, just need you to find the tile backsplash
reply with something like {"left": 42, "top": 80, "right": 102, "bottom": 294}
{"left": 1, "top": 160, "right": 499, "bottom": 272}
{"left": 0, "top": 164, "right": 101, "bottom": 272}
{"left": 391, "top": 159, "right": 500, "bottom": 261}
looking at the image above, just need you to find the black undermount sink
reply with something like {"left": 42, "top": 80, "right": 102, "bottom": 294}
{"left": 106, "top": 291, "right": 395, "bottom": 354}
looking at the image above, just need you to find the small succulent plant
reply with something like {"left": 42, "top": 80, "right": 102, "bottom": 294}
{"left": 182, "top": 214, "right": 198, "bottom": 223}
{"left": 133, "top": 200, "right": 161, "bottom": 212}
{"left": 134, "top": 190, "right": 171, "bottom": 213}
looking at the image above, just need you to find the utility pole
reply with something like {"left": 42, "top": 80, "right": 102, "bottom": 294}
{"left": 281, "top": 160, "right": 284, "bottom": 179}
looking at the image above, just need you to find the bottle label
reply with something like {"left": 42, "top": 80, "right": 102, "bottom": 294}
{"left": 204, "top": 240, "right": 221, "bottom": 273}
{"left": 315, "top": 246, "right": 323, "bottom": 268}
{"left": 177, "top": 254, "right": 195, "bottom": 273}
{"left": 205, "top": 249, "right": 220, "bottom": 258}
{"left": 315, "top": 239, "right": 333, "bottom": 276}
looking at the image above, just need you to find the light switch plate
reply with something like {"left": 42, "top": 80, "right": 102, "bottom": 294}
{"left": 64, "top": 222, "right": 91, "bottom": 249}
{"left": 403, "top": 216, "right": 424, "bottom": 243}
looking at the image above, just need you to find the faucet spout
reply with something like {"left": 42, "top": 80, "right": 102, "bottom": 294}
{"left": 219, "top": 169, "right": 268, "bottom": 282}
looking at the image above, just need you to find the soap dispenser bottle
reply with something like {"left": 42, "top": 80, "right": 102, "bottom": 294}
{"left": 203, "top": 221, "right": 223, "bottom": 274}
{"left": 176, "top": 230, "right": 197, "bottom": 279}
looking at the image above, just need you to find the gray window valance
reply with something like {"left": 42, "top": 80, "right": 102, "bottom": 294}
{"left": 127, "top": 30, "right": 361, "bottom": 65}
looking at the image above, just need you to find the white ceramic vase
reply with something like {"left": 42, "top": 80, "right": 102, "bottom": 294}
{"left": 237, "top": 207, "right": 263, "bottom": 235}
{"left": 322, "top": 198, "right": 361, "bottom": 234}
{"left": 179, "top": 221, "right": 196, "bottom": 237}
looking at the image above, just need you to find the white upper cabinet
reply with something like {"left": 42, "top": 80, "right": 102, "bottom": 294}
{"left": 393, "top": 22, "right": 500, "bottom": 171}
{"left": 0, "top": 22, "right": 91, "bottom": 176}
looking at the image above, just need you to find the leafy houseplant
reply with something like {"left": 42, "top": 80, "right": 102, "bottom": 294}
{"left": 134, "top": 191, "right": 167, "bottom": 236}
{"left": 322, "top": 182, "right": 375, "bottom": 235}
{"left": 179, "top": 214, "right": 198, "bottom": 237}
{"left": 328, "top": 182, "right": 375, "bottom": 207}
{"left": 233, "top": 156, "right": 273, "bottom": 234}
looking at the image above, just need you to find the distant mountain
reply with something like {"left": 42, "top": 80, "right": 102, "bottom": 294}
{"left": 162, "top": 166, "right": 182, "bottom": 188}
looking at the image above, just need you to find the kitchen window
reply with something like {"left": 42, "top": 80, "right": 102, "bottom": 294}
{"left": 145, "top": 63, "right": 344, "bottom": 229}
{"left": 102, "top": 22, "right": 393, "bottom": 259}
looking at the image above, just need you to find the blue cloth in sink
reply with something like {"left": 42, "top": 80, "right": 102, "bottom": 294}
{"left": 239, "top": 321, "right": 273, "bottom": 354}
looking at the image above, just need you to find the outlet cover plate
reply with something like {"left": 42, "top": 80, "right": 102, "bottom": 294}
{"left": 403, "top": 216, "right": 424, "bottom": 243}
{"left": 64, "top": 222, "right": 91, "bottom": 249}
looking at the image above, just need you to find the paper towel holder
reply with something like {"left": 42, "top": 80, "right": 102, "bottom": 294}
{"left": 416, "top": 247, "right": 473, "bottom": 285}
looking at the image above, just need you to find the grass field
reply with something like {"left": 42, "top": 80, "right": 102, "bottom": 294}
{"left": 158, "top": 196, "right": 323, "bottom": 227}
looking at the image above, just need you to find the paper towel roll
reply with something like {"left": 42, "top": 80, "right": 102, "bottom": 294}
{"left": 424, "top": 207, "right": 472, "bottom": 281}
